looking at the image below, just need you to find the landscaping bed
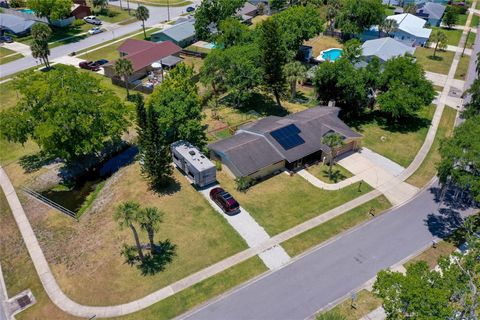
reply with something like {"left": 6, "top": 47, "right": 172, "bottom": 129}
{"left": 216, "top": 172, "right": 373, "bottom": 236}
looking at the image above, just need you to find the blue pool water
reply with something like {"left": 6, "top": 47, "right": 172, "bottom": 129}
{"left": 18, "top": 9, "right": 35, "bottom": 14}
{"left": 322, "top": 48, "right": 343, "bottom": 61}
{"left": 203, "top": 42, "right": 216, "bottom": 49}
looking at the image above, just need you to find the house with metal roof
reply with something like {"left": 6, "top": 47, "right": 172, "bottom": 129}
{"left": 415, "top": 2, "right": 446, "bottom": 26}
{"left": 209, "top": 107, "right": 362, "bottom": 179}
{"left": 151, "top": 19, "right": 196, "bottom": 48}
{"left": 387, "top": 13, "right": 432, "bottom": 46}
{"left": 361, "top": 37, "right": 416, "bottom": 63}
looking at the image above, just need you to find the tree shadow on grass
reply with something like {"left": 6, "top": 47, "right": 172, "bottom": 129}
{"left": 19, "top": 152, "right": 58, "bottom": 173}
{"left": 428, "top": 55, "right": 444, "bottom": 61}
{"left": 221, "top": 92, "right": 289, "bottom": 117}
{"left": 341, "top": 109, "right": 432, "bottom": 134}
{"left": 139, "top": 240, "right": 177, "bottom": 276}
{"left": 321, "top": 168, "right": 348, "bottom": 183}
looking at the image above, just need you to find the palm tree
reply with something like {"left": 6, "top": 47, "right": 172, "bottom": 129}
{"left": 283, "top": 61, "right": 307, "bottom": 99}
{"left": 31, "top": 40, "right": 51, "bottom": 69}
{"left": 138, "top": 207, "right": 164, "bottom": 253}
{"left": 114, "top": 201, "right": 144, "bottom": 262}
{"left": 135, "top": 5, "right": 150, "bottom": 39}
{"left": 429, "top": 29, "right": 448, "bottom": 58}
{"left": 31, "top": 22, "right": 52, "bottom": 42}
{"left": 321, "top": 133, "right": 344, "bottom": 180}
{"left": 379, "top": 19, "right": 398, "bottom": 37}
{"left": 114, "top": 58, "right": 133, "bottom": 97}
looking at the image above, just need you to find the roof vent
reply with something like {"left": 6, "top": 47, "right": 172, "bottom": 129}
{"left": 189, "top": 150, "right": 195, "bottom": 156}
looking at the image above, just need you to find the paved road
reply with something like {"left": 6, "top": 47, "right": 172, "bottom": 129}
{"left": 0, "top": 0, "right": 199, "bottom": 78}
{"left": 181, "top": 181, "right": 477, "bottom": 320}
{"left": 0, "top": 264, "right": 9, "bottom": 320}
{"left": 464, "top": 25, "right": 480, "bottom": 96}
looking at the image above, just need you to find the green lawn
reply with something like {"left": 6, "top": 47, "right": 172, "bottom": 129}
{"left": 135, "top": 0, "right": 192, "bottom": 6}
{"left": 0, "top": 53, "right": 23, "bottom": 65}
{"left": 404, "top": 240, "right": 457, "bottom": 269}
{"left": 454, "top": 54, "right": 471, "bottom": 80}
{"left": 119, "top": 257, "right": 267, "bottom": 319}
{"left": 0, "top": 46, "right": 16, "bottom": 58}
{"left": 344, "top": 105, "right": 436, "bottom": 168}
{"left": 79, "top": 27, "right": 162, "bottom": 62}
{"left": 406, "top": 106, "right": 457, "bottom": 187}
{"left": 217, "top": 172, "right": 373, "bottom": 236}
{"left": 414, "top": 47, "right": 455, "bottom": 75}
{"left": 282, "top": 196, "right": 392, "bottom": 256}
{"left": 431, "top": 27, "right": 475, "bottom": 47}
{"left": 306, "top": 163, "right": 353, "bottom": 183}
{"left": 89, "top": 3, "right": 137, "bottom": 24}
{"left": 456, "top": 13, "right": 479, "bottom": 26}
{"left": 318, "top": 289, "right": 382, "bottom": 320}
{"left": 13, "top": 23, "right": 91, "bottom": 47}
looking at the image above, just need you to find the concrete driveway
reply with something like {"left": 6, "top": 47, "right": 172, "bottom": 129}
{"left": 338, "top": 149, "right": 419, "bottom": 206}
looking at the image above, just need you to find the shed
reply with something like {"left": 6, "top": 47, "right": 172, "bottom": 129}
{"left": 151, "top": 20, "right": 196, "bottom": 47}
{"left": 172, "top": 141, "right": 217, "bottom": 187}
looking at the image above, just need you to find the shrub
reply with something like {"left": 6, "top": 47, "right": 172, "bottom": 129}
{"left": 447, "top": 5, "right": 467, "bottom": 15}
{"left": 215, "top": 160, "right": 222, "bottom": 171}
{"left": 72, "top": 19, "right": 86, "bottom": 27}
{"left": 235, "top": 176, "right": 254, "bottom": 192}
{"left": 9, "top": 0, "right": 26, "bottom": 8}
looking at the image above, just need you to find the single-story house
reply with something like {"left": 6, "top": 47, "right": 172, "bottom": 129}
{"left": 209, "top": 107, "right": 362, "bottom": 179}
{"left": 151, "top": 19, "right": 196, "bottom": 48}
{"left": 388, "top": 13, "right": 432, "bottom": 46}
{"left": 236, "top": 1, "right": 258, "bottom": 24}
{"left": 361, "top": 37, "right": 416, "bottom": 63}
{"left": 0, "top": 13, "right": 37, "bottom": 35}
{"left": 402, "top": 0, "right": 448, "bottom": 5}
{"left": 71, "top": 1, "right": 92, "bottom": 20}
{"left": 415, "top": 2, "right": 446, "bottom": 26}
{"left": 104, "top": 39, "right": 182, "bottom": 81}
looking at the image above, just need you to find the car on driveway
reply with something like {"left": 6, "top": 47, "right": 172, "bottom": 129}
{"left": 0, "top": 35, "right": 14, "bottom": 43}
{"left": 186, "top": 6, "right": 195, "bottom": 12}
{"left": 79, "top": 61, "right": 100, "bottom": 71}
{"left": 94, "top": 59, "right": 109, "bottom": 66}
{"left": 209, "top": 187, "right": 240, "bottom": 215}
{"left": 88, "top": 27, "right": 103, "bottom": 35}
{"left": 84, "top": 15, "right": 102, "bottom": 25}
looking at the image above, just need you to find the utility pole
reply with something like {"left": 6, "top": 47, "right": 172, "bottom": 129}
{"left": 167, "top": 0, "right": 171, "bottom": 21}
{"left": 462, "top": 28, "right": 471, "bottom": 57}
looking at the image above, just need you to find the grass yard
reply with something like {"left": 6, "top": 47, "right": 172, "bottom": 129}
{"left": 135, "top": 0, "right": 192, "bottom": 6}
{"left": 250, "top": 15, "right": 270, "bottom": 28}
{"left": 0, "top": 53, "right": 23, "bottom": 65}
{"left": 454, "top": 54, "right": 471, "bottom": 80}
{"left": 30, "top": 163, "right": 248, "bottom": 306}
{"left": 431, "top": 27, "right": 475, "bottom": 47}
{"left": 406, "top": 106, "right": 457, "bottom": 187}
{"left": 345, "top": 105, "right": 436, "bottom": 168}
{"left": 282, "top": 196, "right": 392, "bottom": 257}
{"left": 304, "top": 35, "right": 343, "bottom": 57}
{"left": 404, "top": 241, "right": 457, "bottom": 269}
{"left": 119, "top": 257, "right": 267, "bottom": 319}
{"left": 318, "top": 289, "right": 382, "bottom": 320}
{"left": 306, "top": 163, "right": 353, "bottom": 183}
{"left": 217, "top": 172, "right": 373, "bottom": 236}
{"left": 13, "top": 23, "right": 91, "bottom": 47}
{"left": 456, "top": 13, "right": 479, "bottom": 26}
{"left": 0, "top": 194, "right": 78, "bottom": 320}
{"left": 414, "top": 47, "right": 455, "bottom": 75}
{"left": 88, "top": 3, "right": 137, "bottom": 24}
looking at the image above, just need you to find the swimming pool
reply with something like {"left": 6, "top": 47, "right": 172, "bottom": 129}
{"left": 319, "top": 48, "right": 343, "bottom": 62}
{"left": 18, "top": 8, "right": 35, "bottom": 14}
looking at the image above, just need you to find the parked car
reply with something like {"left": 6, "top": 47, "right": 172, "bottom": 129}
{"left": 0, "top": 35, "right": 13, "bottom": 43}
{"left": 84, "top": 15, "right": 102, "bottom": 25}
{"left": 209, "top": 187, "right": 240, "bottom": 215}
{"left": 186, "top": 6, "right": 195, "bottom": 12}
{"left": 79, "top": 61, "right": 100, "bottom": 71}
{"left": 88, "top": 27, "right": 103, "bottom": 35}
{"left": 94, "top": 59, "right": 109, "bottom": 66}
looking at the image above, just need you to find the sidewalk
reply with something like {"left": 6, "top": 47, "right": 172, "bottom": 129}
{"left": 427, "top": 42, "right": 473, "bottom": 56}
{"left": 0, "top": 264, "right": 9, "bottom": 320}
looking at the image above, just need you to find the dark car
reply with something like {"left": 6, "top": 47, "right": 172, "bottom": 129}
{"left": 94, "top": 59, "right": 109, "bottom": 66}
{"left": 209, "top": 187, "right": 240, "bottom": 215}
{"left": 0, "top": 35, "right": 14, "bottom": 43}
{"left": 186, "top": 6, "right": 195, "bottom": 12}
{"left": 79, "top": 61, "right": 100, "bottom": 71}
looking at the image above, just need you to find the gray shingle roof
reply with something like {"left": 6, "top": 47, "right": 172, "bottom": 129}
{"left": 361, "top": 37, "right": 416, "bottom": 62}
{"left": 0, "top": 13, "right": 36, "bottom": 34}
{"left": 209, "top": 106, "right": 362, "bottom": 176}
{"left": 159, "top": 19, "right": 195, "bottom": 42}
{"left": 416, "top": 2, "right": 446, "bottom": 20}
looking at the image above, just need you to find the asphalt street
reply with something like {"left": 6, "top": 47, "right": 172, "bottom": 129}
{"left": 181, "top": 181, "right": 477, "bottom": 320}
{"left": 0, "top": 0, "right": 200, "bottom": 78}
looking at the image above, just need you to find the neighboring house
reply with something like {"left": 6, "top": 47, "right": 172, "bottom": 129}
{"left": 209, "top": 107, "right": 362, "bottom": 179}
{"left": 0, "top": 13, "right": 37, "bottom": 35}
{"left": 151, "top": 19, "right": 196, "bottom": 48}
{"left": 172, "top": 141, "right": 217, "bottom": 188}
{"left": 361, "top": 37, "right": 416, "bottom": 63}
{"left": 415, "top": 2, "right": 446, "bottom": 26}
{"left": 387, "top": 13, "right": 432, "bottom": 46}
{"left": 104, "top": 39, "right": 182, "bottom": 82}
{"left": 402, "top": 0, "right": 448, "bottom": 5}
{"left": 236, "top": 1, "right": 258, "bottom": 24}
{"left": 70, "top": 1, "right": 92, "bottom": 20}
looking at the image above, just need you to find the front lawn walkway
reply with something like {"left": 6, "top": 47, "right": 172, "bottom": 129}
{"left": 217, "top": 172, "right": 373, "bottom": 236}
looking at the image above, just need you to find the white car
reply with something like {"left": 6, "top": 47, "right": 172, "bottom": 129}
{"left": 84, "top": 15, "right": 102, "bottom": 25}
{"left": 88, "top": 27, "right": 103, "bottom": 35}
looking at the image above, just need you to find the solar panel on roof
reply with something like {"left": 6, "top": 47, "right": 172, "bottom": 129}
{"left": 270, "top": 124, "right": 305, "bottom": 150}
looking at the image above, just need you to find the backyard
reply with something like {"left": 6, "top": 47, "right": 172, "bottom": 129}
{"left": 217, "top": 172, "right": 373, "bottom": 236}
{"left": 344, "top": 104, "right": 436, "bottom": 168}
{"left": 304, "top": 35, "right": 343, "bottom": 57}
